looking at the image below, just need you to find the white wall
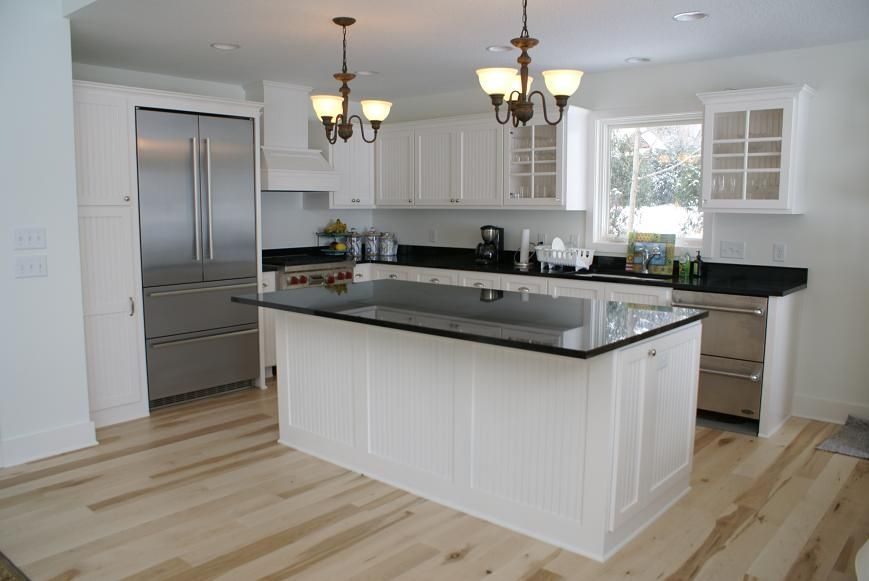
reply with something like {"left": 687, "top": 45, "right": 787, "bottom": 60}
{"left": 72, "top": 62, "right": 246, "bottom": 100}
{"left": 0, "top": 0, "right": 96, "bottom": 466}
{"left": 261, "top": 192, "right": 373, "bottom": 249}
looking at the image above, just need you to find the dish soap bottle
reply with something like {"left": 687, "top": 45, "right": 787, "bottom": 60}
{"left": 679, "top": 252, "right": 692, "bottom": 281}
{"left": 692, "top": 250, "right": 703, "bottom": 279}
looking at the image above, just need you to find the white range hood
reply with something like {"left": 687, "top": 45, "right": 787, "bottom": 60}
{"left": 248, "top": 81, "right": 340, "bottom": 192}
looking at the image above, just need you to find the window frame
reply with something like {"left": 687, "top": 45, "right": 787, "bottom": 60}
{"left": 586, "top": 111, "right": 705, "bottom": 254}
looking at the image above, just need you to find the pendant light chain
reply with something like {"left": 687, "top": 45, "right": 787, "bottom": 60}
{"left": 520, "top": 0, "right": 529, "bottom": 38}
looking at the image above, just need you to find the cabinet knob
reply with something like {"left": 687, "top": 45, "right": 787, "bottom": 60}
{"left": 648, "top": 348, "right": 657, "bottom": 357}
{"left": 408, "top": 199, "right": 413, "bottom": 204}
{"left": 123, "top": 195, "right": 131, "bottom": 202}
{"left": 262, "top": 281, "right": 269, "bottom": 288}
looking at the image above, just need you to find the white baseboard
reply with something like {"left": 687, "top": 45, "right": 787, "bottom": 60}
{"left": 91, "top": 403, "right": 149, "bottom": 429}
{"left": 0, "top": 420, "right": 97, "bottom": 468}
{"left": 792, "top": 394, "right": 869, "bottom": 425}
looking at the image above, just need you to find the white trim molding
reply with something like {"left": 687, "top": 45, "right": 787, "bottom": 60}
{"left": 792, "top": 395, "right": 869, "bottom": 425}
{"left": 0, "top": 421, "right": 97, "bottom": 468}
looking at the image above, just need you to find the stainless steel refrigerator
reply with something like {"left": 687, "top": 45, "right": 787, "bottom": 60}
{"left": 136, "top": 108, "right": 259, "bottom": 407}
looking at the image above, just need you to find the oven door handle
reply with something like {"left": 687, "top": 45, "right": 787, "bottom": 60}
{"left": 672, "top": 302, "right": 764, "bottom": 317}
{"left": 700, "top": 367, "right": 761, "bottom": 383}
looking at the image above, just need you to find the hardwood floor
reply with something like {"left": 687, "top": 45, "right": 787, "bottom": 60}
{"left": 1, "top": 383, "right": 866, "bottom": 580}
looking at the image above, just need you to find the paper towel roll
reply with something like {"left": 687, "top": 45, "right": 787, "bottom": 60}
{"left": 519, "top": 229, "right": 531, "bottom": 264}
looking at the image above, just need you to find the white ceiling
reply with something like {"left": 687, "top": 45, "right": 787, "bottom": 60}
{"left": 69, "top": 0, "right": 869, "bottom": 100}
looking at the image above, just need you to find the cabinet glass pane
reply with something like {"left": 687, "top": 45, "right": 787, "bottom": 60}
{"left": 510, "top": 149, "right": 532, "bottom": 175}
{"left": 713, "top": 142, "right": 744, "bottom": 155}
{"left": 712, "top": 157, "right": 745, "bottom": 171}
{"left": 713, "top": 111, "right": 746, "bottom": 140}
{"left": 748, "top": 141, "right": 781, "bottom": 154}
{"left": 534, "top": 125, "right": 557, "bottom": 148}
{"left": 511, "top": 127, "right": 533, "bottom": 150}
{"left": 747, "top": 155, "right": 781, "bottom": 170}
{"left": 710, "top": 172, "right": 743, "bottom": 199}
{"left": 509, "top": 175, "right": 532, "bottom": 199}
{"left": 534, "top": 148, "right": 556, "bottom": 173}
{"left": 534, "top": 173, "right": 557, "bottom": 199}
{"left": 748, "top": 109, "right": 783, "bottom": 139}
{"left": 746, "top": 172, "right": 780, "bottom": 200}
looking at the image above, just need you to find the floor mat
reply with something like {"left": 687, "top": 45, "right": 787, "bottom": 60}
{"left": 817, "top": 415, "right": 869, "bottom": 460}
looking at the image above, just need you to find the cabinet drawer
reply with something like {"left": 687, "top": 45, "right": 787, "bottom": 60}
{"left": 698, "top": 355, "right": 763, "bottom": 418}
{"left": 671, "top": 290, "right": 767, "bottom": 361}
{"left": 501, "top": 275, "right": 548, "bottom": 295}
{"left": 415, "top": 269, "right": 457, "bottom": 286}
{"left": 458, "top": 272, "right": 501, "bottom": 290}
{"left": 143, "top": 278, "right": 258, "bottom": 338}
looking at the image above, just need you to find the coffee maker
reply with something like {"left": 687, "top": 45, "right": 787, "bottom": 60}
{"left": 475, "top": 225, "right": 504, "bottom": 264}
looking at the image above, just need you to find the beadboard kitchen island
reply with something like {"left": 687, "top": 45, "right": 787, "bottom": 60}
{"left": 233, "top": 281, "right": 706, "bottom": 561}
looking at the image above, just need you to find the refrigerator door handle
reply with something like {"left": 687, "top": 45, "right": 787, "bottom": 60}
{"left": 192, "top": 137, "right": 202, "bottom": 261}
{"left": 205, "top": 137, "right": 214, "bottom": 260}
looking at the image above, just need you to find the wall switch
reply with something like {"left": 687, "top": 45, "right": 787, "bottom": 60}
{"left": 429, "top": 229, "right": 438, "bottom": 243}
{"left": 14, "top": 227, "right": 47, "bottom": 250}
{"left": 719, "top": 240, "right": 746, "bottom": 259}
{"left": 15, "top": 255, "right": 48, "bottom": 278}
{"left": 773, "top": 243, "right": 787, "bottom": 262}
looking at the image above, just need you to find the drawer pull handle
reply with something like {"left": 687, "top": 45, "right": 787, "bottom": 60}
{"left": 430, "top": 278, "right": 440, "bottom": 284}
{"left": 388, "top": 274, "right": 399, "bottom": 279}
{"left": 128, "top": 297, "right": 135, "bottom": 317}
{"left": 354, "top": 273, "right": 362, "bottom": 279}
{"left": 472, "top": 282, "right": 485, "bottom": 288}
{"left": 151, "top": 328, "right": 258, "bottom": 349}
{"left": 671, "top": 302, "right": 764, "bottom": 317}
{"left": 700, "top": 367, "right": 761, "bottom": 383}
{"left": 517, "top": 286, "right": 531, "bottom": 292}
{"left": 148, "top": 282, "right": 257, "bottom": 298}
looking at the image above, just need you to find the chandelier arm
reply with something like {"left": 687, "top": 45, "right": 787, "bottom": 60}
{"left": 528, "top": 90, "right": 565, "bottom": 126}
{"left": 347, "top": 115, "right": 378, "bottom": 143}
{"left": 493, "top": 104, "right": 512, "bottom": 125}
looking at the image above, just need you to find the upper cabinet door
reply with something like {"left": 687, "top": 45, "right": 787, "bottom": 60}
{"left": 415, "top": 125, "right": 457, "bottom": 206}
{"left": 136, "top": 109, "right": 204, "bottom": 287}
{"left": 376, "top": 128, "right": 415, "bottom": 206}
{"left": 331, "top": 132, "right": 375, "bottom": 208}
{"left": 198, "top": 115, "right": 257, "bottom": 282}
{"left": 458, "top": 122, "right": 503, "bottom": 207}
{"left": 74, "top": 87, "right": 133, "bottom": 206}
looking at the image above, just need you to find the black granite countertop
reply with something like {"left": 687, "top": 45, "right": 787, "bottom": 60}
{"left": 233, "top": 280, "right": 707, "bottom": 359}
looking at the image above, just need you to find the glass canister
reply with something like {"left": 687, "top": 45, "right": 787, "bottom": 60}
{"left": 379, "top": 232, "right": 398, "bottom": 257}
{"left": 363, "top": 230, "right": 380, "bottom": 257}
{"left": 347, "top": 231, "right": 364, "bottom": 258}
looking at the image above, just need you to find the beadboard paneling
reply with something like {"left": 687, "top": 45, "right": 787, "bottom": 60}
{"left": 73, "top": 92, "right": 131, "bottom": 206}
{"left": 610, "top": 349, "right": 646, "bottom": 529}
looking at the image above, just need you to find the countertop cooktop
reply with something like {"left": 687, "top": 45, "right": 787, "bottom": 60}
{"left": 262, "top": 246, "right": 808, "bottom": 297}
{"left": 233, "top": 280, "right": 707, "bottom": 359}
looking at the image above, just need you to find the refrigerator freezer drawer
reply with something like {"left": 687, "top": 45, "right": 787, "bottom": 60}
{"left": 698, "top": 355, "right": 763, "bottom": 419}
{"left": 143, "top": 278, "right": 258, "bottom": 338}
{"left": 146, "top": 324, "right": 259, "bottom": 402}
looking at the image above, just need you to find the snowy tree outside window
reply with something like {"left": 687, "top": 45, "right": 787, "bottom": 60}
{"left": 596, "top": 116, "right": 703, "bottom": 247}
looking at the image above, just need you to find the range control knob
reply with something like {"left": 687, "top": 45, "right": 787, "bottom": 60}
{"left": 326, "top": 275, "right": 335, "bottom": 284}
{"left": 345, "top": 271, "right": 354, "bottom": 279}
{"left": 289, "top": 276, "right": 299, "bottom": 285}
{"left": 337, "top": 271, "right": 346, "bottom": 280}
{"left": 299, "top": 275, "right": 308, "bottom": 284}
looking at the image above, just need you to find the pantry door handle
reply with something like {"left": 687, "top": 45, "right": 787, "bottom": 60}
{"left": 671, "top": 302, "right": 764, "bottom": 317}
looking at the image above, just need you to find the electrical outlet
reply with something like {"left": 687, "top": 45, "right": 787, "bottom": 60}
{"left": 429, "top": 229, "right": 438, "bottom": 243}
{"left": 773, "top": 243, "right": 787, "bottom": 262}
{"left": 719, "top": 240, "right": 745, "bottom": 259}
{"left": 15, "top": 255, "right": 48, "bottom": 278}
{"left": 14, "top": 227, "right": 47, "bottom": 250}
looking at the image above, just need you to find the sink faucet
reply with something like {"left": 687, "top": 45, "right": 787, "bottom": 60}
{"left": 639, "top": 245, "right": 662, "bottom": 274}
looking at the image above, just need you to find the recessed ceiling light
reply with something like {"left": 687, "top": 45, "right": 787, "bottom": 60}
{"left": 625, "top": 57, "right": 651, "bottom": 64}
{"left": 210, "top": 42, "right": 241, "bottom": 51}
{"left": 354, "top": 70, "right": 379, "bottom": 76}
{"left": 673, "top": 11, "right": 709, "bottom": 22}
{"left": 486, "top": 45, "right": 513, "bottom": 53}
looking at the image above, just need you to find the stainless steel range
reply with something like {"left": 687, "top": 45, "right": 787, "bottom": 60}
{"left": 276, "top": 260, "right": 357, "bottom": 290}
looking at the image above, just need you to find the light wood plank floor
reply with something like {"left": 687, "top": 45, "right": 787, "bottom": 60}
{"left": 1, "top": 384, "right": 867, "bottom": 580}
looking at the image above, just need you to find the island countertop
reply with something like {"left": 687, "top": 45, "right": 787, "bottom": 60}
{"left": 233, "top": 280, "right": 707, "bottom": 359}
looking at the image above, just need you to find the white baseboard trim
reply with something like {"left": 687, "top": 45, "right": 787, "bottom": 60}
{"left": 792, "top": 394, "right": 869, "bottom": 425}
{"left": 0, "top": 420, "right": 97, "bottom": 468}
{"left": 91, "top": 404, "right": 149, "bottom": 429}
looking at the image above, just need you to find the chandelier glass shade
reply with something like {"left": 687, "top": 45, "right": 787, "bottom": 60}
{"left": 311, "top": 17, "right": 391, "bottom": 144}
{"left": 476, "top": 0, "right": 584, "bottom": 126}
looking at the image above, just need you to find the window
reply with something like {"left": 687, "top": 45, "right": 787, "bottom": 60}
{"left": 590, "top": 113, "right": 703, "bottom": 251}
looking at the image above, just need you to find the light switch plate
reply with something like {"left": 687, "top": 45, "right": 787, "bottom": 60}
{"left": 773, "top": 242, "right": 787, "bottom": 262}
{"left": 720, "top": 240, "right": 745, "bottom": 259}
{"left": 15, "top": 255, "right": 48, "bottom": 278}
{"left": 14, "top": 227, "right": 47, "bottom": 250}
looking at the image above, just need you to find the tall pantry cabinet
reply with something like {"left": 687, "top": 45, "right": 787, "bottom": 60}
{"left": 72, "top": 81, "right": 263, "bottom": 428}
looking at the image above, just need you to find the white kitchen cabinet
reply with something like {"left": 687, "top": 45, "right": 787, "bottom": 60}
{"left": 504, "top": 105, "right": 588, "bottom": 210}
{"left": 698, "top": 85, "right": 813, "bottom": 214}
{"left": 414, "top": 268, "right": 458, "bottom": 286}
{"left": 353, "top": 262, "right": 373, "bottom": 283}
{"left": 501, "top": 274, "right": 548, "bottom": 295}
{"left": 330, "top": 128, "right": 375, "bottom": 208}
{"left": 458, "top": 271, "right": 502, "bottom": 290}
{"left": 372, "top": 264, "right": 414, "bottom": 281}
{"left": 457, "top": 121, "right": 503, "bottom": 207}
{"left": 260, "top": 271, "right": 277, "bottom": 370}
{"left": 549, "top": 278, "right": 604, "bottom": 300}
{"left": 610, "top": 327, "right": 699, "bottom": 529}
{"left": 605, "top": 283, "right": 672, "bottom": 306}
{"left": 415, "top": 125, "right": 457, "bottom": 206}
{"left": 375, "top": 128, "right": 415, "bottom": 206}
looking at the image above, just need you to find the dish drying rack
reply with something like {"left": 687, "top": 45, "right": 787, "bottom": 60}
{"left": 535, "top": 245, "right": 595, "bottom": 271}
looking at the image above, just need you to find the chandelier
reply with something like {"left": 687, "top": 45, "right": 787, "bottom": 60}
{"left": 476, "top": 0, "right": 584, "bottom": 127}
{"left": 311, "top": 17, "right": 392, "bottom": 144}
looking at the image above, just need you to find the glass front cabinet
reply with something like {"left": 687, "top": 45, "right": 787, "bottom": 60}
{"left": 698, "top": 85, "right": 814, "bottom": 214}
